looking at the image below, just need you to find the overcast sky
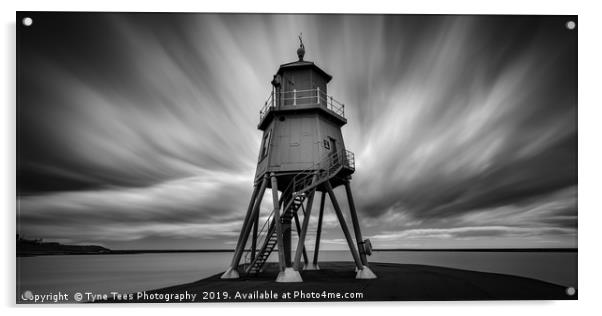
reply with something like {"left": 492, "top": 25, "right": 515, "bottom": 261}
{"left": 17, "top": 13, "right": 577, "bottom": 250}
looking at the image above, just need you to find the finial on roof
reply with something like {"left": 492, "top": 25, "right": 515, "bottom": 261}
{"left": 297, "top": 33, "right": 305, "bottom": 61}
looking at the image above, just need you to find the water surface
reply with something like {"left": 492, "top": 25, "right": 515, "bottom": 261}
{"left": 17, "top": 250, "right": 577, "bottom": 297}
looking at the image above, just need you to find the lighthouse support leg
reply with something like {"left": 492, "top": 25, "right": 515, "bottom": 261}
{"left": 344, "top": 181, "right": 376, "bottom": 279}
{"left": 250, "top": 204, "right": 259, "bottom": 262}
{"left": 283, "top": 220, "right": 292, "bottom": 267}
{"left": 310, "top": 191, "right": 326, "bottom": 270}
{"left": 279, "top": 193, "right": 293, "bottom": 267}
{"left": 274, "top": 174, "right": 302, "bottom": 282}
{"left": 280, "top": 191, "right": 293, "bottom": 267}
{"left": 344, "top": 181, "right": 367, "bottom": 265}
{"left": 293, "top": 180, "right": 317, "bottom": 271}
{"left": 292, "top": 211, "right": 309, "bottom": 266}
{"left": 325, "top": 181, "right": 365, "bottom": 275}
{"left": 270, "top": 174, "right": 286, "bottom": 271}
{"left": 221, "top": 175, "right": 268, "bottom": 279}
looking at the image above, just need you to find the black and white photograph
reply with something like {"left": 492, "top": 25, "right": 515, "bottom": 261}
{"left": 15, "top": 12, "right": 578, "bottom": 304}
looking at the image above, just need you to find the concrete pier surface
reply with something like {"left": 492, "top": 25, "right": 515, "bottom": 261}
{"left": 126, "top": 262, "right": 576, "bottom": 302}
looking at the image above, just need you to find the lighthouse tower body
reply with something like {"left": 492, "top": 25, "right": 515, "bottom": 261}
{"left": 255, "top": 60, "right": 349, "bottom": 189}
{"left": 221, "top": 40, "right": 376, "bottom": 282}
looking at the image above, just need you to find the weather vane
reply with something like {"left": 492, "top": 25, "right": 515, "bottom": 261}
{"left": 297, "top": 32, "right": 305, "bottom": 61}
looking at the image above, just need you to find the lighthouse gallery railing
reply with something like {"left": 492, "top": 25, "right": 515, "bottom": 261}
{"left": 259, "top": 88, "right": 345, "bottom": 121}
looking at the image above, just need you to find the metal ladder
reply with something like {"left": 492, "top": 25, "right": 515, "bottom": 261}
{"left": 245, "top": 193, "right": 307, "bottom": 274}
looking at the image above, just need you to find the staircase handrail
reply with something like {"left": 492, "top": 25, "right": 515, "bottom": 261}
{"left": 243, "top": 209, "right": 275, "bottom": 266}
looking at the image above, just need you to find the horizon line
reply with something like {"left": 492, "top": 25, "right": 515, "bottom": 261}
{"left": 105, "top": 247, "right": 577, "bottom": 253}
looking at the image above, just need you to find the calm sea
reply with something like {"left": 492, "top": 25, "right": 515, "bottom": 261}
{"left": 16, "top": 250, "right": 577, "bottom": 297}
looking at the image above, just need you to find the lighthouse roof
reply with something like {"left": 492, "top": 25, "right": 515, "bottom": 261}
{"left": 276, "top": 60, "right": 333, "bottom": 83}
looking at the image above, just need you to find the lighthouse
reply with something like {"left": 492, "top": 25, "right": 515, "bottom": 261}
{"left": 221, "top": 35, "right": 376, "bottom": 282}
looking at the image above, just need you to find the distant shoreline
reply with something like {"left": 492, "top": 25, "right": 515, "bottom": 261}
{"left": 17, "top": 247, "right": 577, "bottom": 257}
{"left": 105, "top": 248, "right": 579, "bottom": 254}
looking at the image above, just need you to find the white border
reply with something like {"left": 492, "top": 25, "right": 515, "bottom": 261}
{"left": 2, "top": 1, "right": 600, "bottom": 315}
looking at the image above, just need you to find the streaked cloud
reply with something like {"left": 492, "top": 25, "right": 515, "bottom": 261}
{"left": 17, "top": 14, "right": 576, "bottom": 249}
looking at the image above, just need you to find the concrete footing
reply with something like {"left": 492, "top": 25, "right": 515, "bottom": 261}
{"left": 356, "top": 265, "right": 377, "bottom": 279}
{"left": 220, "top": 267, "right": 240, "bottom": 279}
{"left": 276, "top": 267, "right": 303, "bottom": 282}
{"left": 304, "top": 262, "right": 320, "bottom": 270}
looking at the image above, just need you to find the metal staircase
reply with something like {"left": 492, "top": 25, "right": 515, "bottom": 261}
{"left": 243, "top": 149, "right": 355, "bottom": 275}
{"left": 245, "top": 193, "right": 307, "bottom": 274}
